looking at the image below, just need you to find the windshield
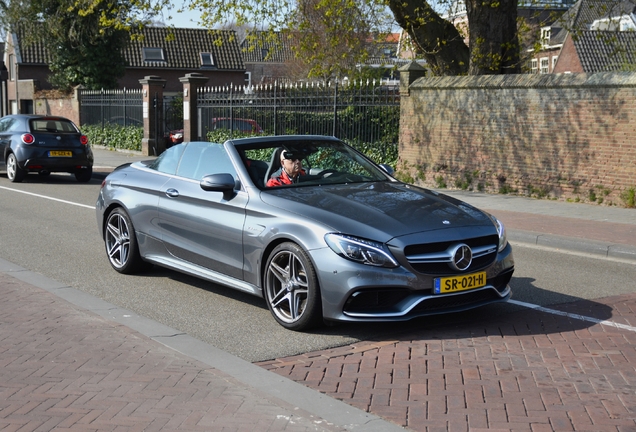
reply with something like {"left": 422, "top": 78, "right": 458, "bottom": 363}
{"left": 237, "top": 139, "right": 391, "bottom": 189}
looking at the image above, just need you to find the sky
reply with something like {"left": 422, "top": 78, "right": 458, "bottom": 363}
{"left": 163, "top": 9, "right": 206, "bottom": 28}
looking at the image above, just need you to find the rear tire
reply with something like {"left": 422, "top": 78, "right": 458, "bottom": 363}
{"left": 75, "top": 167, "right": 92, "bottom": 182}
{"left": 104, "top": 207, "right": 150, "bottom": 274}
{"left": 6, "top": 153, "right": 25, "bottom": 183}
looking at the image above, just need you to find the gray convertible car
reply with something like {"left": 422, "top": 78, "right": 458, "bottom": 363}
{"left": 96, "top": 135, "right": 514, "bottom": 331}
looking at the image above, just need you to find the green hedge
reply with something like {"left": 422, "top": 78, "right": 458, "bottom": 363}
{"left": 83, "top": 124, "right": 144, "bottom": 151}
{"left": 84, "top": 113, "right": 398, "bottom": 168}
{"left": 206, "top": 130, "right": 397, "bottom": 167}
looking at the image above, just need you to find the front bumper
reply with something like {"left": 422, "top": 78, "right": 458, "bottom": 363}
{"left": 310, "top": 242, "right": 514, "bottom": 323}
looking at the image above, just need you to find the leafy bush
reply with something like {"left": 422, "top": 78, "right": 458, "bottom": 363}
{"left": 83, "top": 124, "right": 143, "bottom": 151}
{"left": 206, "top": 129, "right": 256, "bottom": 143}
{"left": 84, "top": 110, "right": 398, "bottom": 169}
{"left": 345, "top": 139, "right": 398, "bottom": 168}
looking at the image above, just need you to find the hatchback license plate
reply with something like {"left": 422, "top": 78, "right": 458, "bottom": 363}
{"left": 49, "top": 151, "right": 72, "bottom": 157}
{"left": 434, "top": 271, "right": 487, "bottom": 294}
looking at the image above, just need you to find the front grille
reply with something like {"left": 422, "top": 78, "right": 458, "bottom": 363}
{"left": 403, "top": 234, "right": 499, "bottom": 275}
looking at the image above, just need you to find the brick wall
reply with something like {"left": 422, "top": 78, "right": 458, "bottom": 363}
{"left": 34, "top": 88, "right": 80, "bottom": 125}
{"left": 398, "top": 72, "right": 636, "bottom": 206}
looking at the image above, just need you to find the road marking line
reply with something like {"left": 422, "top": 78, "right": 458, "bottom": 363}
{"left": 0, "top": 186, "right": 94, "bottom": 209}
{"left": 510, "top": 299, "right": 636, "bottom": 332}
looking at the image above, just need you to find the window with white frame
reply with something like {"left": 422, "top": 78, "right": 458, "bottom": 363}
{"left": 540, "top": 26, "right": 551, "bottom": 48}
{"left": 530, "top": 58, "right": 538, "bottom": 74}
{"left": 540, "top": 57, "right": 549, "bottom": 74}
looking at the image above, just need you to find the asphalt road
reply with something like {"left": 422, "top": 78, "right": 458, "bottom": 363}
{"left": 0, "top": 169, "right": 634, "bottom": 362}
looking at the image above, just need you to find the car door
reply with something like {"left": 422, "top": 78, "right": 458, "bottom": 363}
{"left": 0, "top": 117, "right": 16, "bottom": 158}
{"left": 157, "top": 142, "right": 248, "bottom": 280}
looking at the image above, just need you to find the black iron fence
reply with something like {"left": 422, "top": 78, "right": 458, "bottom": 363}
{"left": 197, "top": 80, "right": 400, "bottom": 146}
{"left": 78, "top": 81, "right": 400, "bottom": 163}
{"left": 79, "top": 88, "right": 143, "bottom": 127}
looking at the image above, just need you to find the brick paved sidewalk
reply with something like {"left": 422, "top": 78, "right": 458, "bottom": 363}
{"left": 0, "top": 272, "right": 346, "bottom": 432}
{"left": 258, "top": 295, "right": 636, "bottom": 431}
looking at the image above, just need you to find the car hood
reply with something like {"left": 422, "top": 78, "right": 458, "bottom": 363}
{"left": 260, "top": 181, "right": 495, "bottom": 240}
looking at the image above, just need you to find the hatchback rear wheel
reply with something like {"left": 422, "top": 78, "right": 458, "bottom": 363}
{"left": 75, "top": 167, "right": 92, "bottom": 182}
{"left": 6, "top": 153, "right": 25, "bottom": 182}
{"left": 264, "top": 242, "right": 322, "bottom": 331}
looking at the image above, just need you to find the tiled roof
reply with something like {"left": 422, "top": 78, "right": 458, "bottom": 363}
{"left": 574, "top": 30, "right": 636, "bottom": 72}
{"left": 123, "top": 27, "right": 244, "bottom": 70}
{"left": 240, "top": 32, "right": 295, "bottom": 63}
{"left": 556, "top": 0, "right": 636, "bottom": 30}
{"left": 14, "top": 27, "right": 50, "bottom": 65}
{"left": 549, "top": 0, "right": 636, "bottom": 53}
{"left": 13, "top": 26, "right": 244, "bottom": 70}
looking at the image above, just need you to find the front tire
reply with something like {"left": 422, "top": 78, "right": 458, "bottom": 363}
{"left": 6, "top": 153, "right": 25, "bottom": 182}
{"left": 104, "top": 207, "right": 149, "bottom": 274}
{"left": 264, "top": 242, "right": 322, "bottom": 331}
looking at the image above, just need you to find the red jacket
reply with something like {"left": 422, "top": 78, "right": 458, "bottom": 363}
{"left": 266, "top": 168, "right": 306, "bottom": 187}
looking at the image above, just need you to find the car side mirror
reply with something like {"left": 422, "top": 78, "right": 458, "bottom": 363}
{"left": 200, "top": 173, "right": 237, "bottom": 200}
{"left": 379, "top": 164, "right": 394, "bottom": 176}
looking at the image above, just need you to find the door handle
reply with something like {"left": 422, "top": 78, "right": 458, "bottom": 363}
{"left": 165, "top": 188, "right": 179, "bottom": 198}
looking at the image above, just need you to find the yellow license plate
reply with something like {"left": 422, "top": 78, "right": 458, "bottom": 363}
{"left": 49, "top": 151, "right": 72, "bottom": 157}
{"left": 434, "top": 271, "right": 487, "bottom": 294}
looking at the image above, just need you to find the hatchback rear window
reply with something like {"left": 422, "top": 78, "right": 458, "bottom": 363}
{"left": 30, "top": 119, "right": 78, "bottom": 133}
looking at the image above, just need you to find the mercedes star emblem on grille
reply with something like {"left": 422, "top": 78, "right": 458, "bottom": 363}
{"left": 450, "top": 244, "right": 473, "bottom": 271}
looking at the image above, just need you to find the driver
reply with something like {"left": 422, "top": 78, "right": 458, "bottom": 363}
{"left": 266, "top": 150, "right": 306, "bottom": 187}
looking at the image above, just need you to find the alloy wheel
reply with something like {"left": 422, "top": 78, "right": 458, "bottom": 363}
{"left": 265, "top": 249, "right": 310, "bottom": 325}
{"left": 105, "top": 211, "right": 131, "bottom": 270}
{"left": 6, "top": 153, "right": 24, "bottom": 182}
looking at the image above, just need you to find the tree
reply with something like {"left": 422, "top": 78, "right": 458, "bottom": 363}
{"left": 0, "top": 0, "right": 133, "bottom": 91}
{"left": 175, "top": 0, "right": 521, "bottom": 76}
{"left": 45, "top": 2, "right": 129, "bottom": 90}
{"left": 290, "top": 0, "right": 372, "bottom": 79}
{"left": 3, "top": 0, "right": 627, "bottom": 82}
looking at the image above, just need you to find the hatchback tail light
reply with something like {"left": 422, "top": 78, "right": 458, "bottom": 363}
{"left": 21, "top": 133, "right": 35, "bottom": 144}
{"left": 80, "top": 135, "right": 89, "bottom": 145}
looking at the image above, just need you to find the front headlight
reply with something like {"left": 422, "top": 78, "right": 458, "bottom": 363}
{"left": 325, "top": 233, "right": 399, "bottom": 268}
{"left": 489, "top": 215, "right": 508, "bottom": 252}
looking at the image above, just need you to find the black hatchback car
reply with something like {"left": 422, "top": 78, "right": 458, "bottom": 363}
{"left": 0, "top": 115, "right": 93, "bottom": 182}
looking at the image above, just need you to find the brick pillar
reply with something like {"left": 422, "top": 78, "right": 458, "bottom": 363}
{"left": 399, "top": 61, "right": 427, "bottom": 96}
{"left": 139, "top": 75, "right": 166, "bottom": 156}
{"left": 179, "top": 73, "right": 209, "bottom": 141}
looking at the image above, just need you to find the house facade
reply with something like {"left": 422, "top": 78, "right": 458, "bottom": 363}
{"left": 444, "top": 0, "right": 576, "bottom": 73}
{"left": 529, "top": 0, "right": 636, "bottom": 74}
{"left": 2, "top": 26, "right": 246, "bottom": 115}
